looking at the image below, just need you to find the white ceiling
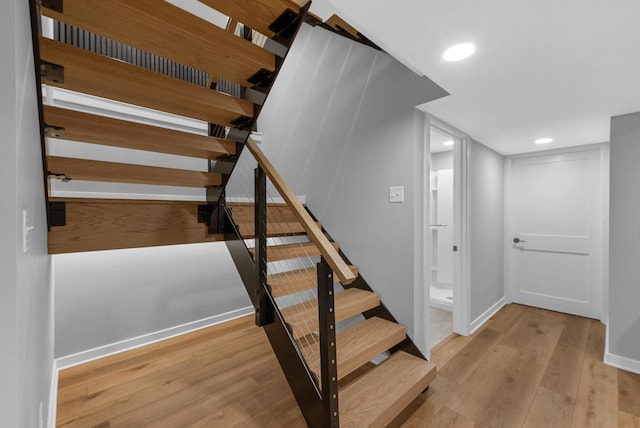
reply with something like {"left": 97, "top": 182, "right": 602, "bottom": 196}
{"left": 430, "top": 128, "right": 455, "bottom": 154}
{"left": 312, "top": 0, "right": 640, "bottom": 155}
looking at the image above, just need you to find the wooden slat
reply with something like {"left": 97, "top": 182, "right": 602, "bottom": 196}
{"left": 340, "top": 351, "right": 437, "bottom": 428}
{"left": 44, "top": 106, "right": 236, "bottom": 159}
{"left": 246, "top": 138, "right": 356, "bottom": 284}
{"left": 249, "top": 241, "right": 339, "bottom": 262}
{"left": 48, "top": 156, "right": 221, "bottom": 188}
{"left": 269, "top": 265, "right": 358, "bottom": 298}
{"left": 198, "top": 0, "right": 301, "bottom": 37}
{"left": 39, "top": 37, "right": 253, "bottom": 126}
{"left": 41, "top": 0, "right": 275, "bottom": 87}
{"left": 280, "top": 288, "right": 380, "bottom": 339}
{"left": 228, "top": 203, "right": 300, "bottom": 223}
{"left": 237, "top": 221, "right": 321, "bottom": 238}
{"left": 48, "top": 198, "right": 222, "bottom": 254}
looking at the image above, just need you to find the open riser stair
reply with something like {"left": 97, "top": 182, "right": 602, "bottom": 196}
{"left": 30, "top": 0, "right": 436, "bottom": 425}
{"left": 34, "top": 0, "right": 307, "bottom": 253}
{"left": 222, "top": 140, "right": 436, "bottom": 427}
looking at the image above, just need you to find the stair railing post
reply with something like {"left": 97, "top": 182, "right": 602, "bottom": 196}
{"left": 254, "top": 166, "right": 273, "bottom": 326}
{"left": 318, "top": 257, "right": 339, "bottom": 428}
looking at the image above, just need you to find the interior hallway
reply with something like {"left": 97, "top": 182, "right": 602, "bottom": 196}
{"left": 56, "top": 304, "right": 640, "bottom": 427}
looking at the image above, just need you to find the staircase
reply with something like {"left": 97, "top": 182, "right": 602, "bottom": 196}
{"left": 29, "top": 0, "right": 436, "bottom": 426}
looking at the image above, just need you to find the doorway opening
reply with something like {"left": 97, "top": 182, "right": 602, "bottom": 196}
{"left": 428, "top": 123, "right": 461, "bottom": 348}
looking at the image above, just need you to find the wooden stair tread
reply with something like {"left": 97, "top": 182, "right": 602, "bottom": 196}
{"left": 238, "top": 221, "right": 323, "bottom": 239}
{"left": 281, "top": 288, "right": 380, "bottom": 339}
{"left": 44, "top": 106, "right": 236, "bottom": 159}
{"left": 228, "top": 203, "right": 299, "bottom": 223}
{"left": 198, "top": 0, "right": 301, "bottom": 37}
{"left": 41, "top": 0, "right": 275, "bottom": 87}
{"left": 48, "top": 198, "right": 222, "bottom": 254}
{"left": 48, "top": 156, "right": 221, "bottom": 188}
{"left": 250, "top": 241, "right": 339, "bottom": 262}
{"left": 39, "top": 37, "right": 253, "bottom": 126}
{"left": 339, "top": 351, "right": 437, "bottom": 428}
{"left": 304, "top": 317, "right": 406, "bottom": 381}
{"left": 269, "top": 265, "right": 358, "bottom": 298}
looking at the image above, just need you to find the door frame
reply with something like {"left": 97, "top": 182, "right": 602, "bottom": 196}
{"left": 424, "top": 114, "right": 472, "bottom": 344}
{"left": 504, "top": 143, "right": 610, "bottom": 323}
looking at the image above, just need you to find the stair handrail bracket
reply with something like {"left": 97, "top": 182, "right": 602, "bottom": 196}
{"left": 245, "top": 138, "right": 356, "bottom": 285}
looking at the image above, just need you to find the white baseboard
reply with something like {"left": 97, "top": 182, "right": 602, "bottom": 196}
{"left": 56, "top": 306, "right": 254, "bottom": 370}
{"left": 429, "top": 299, "right": 453, "bottom": 312}
{"left": 50, "top": 190, "right": 207, "bottom": 201}
{"left": 470, "top": 297, "right": 506, "bottom": 335}
{"left": 47, "top": 359, "right": 59, "bottom": 428}
{"left": 604, "top": 323, "right": 640, "bottom": 374}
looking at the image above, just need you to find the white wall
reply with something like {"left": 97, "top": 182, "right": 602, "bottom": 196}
{"left": 608, "top": 111, "right": 640, "bottom": 369}
{"left": 54, "top": 242, "right": 251, "bottom": 363}
{"left": 0, "top": 1, "right": 54, "bottom": 426}
{"left": 469, "top": 140, "right": 505, "bottom": 321}
{"left": 257, "top": 24, "right": 448, "bottom": 340}
{"left": 431, "top": 151, "right": 453, "bottom": 171}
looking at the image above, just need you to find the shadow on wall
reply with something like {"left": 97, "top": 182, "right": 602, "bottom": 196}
{"left": 256, "top": 24, "right": 448, "bottom": 339}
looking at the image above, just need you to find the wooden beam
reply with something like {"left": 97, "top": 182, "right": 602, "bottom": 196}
{"left": 48, "top": 198, "right": 222, "bottom": 254}
{"left": 326, "top": 14, "right": 361, "bottom": 39}
{"left": 198, "top": 0, "right": 301, "bottom": 37}
{"left": 246, "top": 138, "right": 356, "bottom": 284}
{"left": 44, "top": 106, "right": 236, "bottom": 159}
{"left": 41, "top": 0, "right": 275, "bottom": 87}
{"left": 39, "top": 37, "right": 253, "bottom": 126}
{"left": 48, "top": 156, "right": 222, "bottom": 187}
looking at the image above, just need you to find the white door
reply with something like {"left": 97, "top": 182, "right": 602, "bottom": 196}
{"left": 507, "top": 148, "right": 604, "bottom": 319}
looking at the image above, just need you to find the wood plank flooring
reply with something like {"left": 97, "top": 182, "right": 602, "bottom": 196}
{"left": 56, "top": 304, "right": 640, "bottom": 427}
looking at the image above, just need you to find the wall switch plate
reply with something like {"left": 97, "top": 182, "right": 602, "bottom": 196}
{"left": 23, "top": 209, "right": 35, "bottom": 253}
{"left": 389, "top": 186, "right": 404, "bottom": 203}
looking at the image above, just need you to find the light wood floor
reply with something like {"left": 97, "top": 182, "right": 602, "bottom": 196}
{"left": 57, "top": 304, "right": 640, "bottom": 427}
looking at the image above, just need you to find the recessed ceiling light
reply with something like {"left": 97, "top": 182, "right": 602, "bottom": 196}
{"left": 443, "top": 43, "right": 476, "bottom": 62}
{"left": 443, "top": 140, "right": 455, "bottom": 146}
{"left": 535, "top": 138, "right": 553, "bottom": 145}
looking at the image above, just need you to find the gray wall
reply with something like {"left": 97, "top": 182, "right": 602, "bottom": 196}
{"left": 469, "top": 140, "right": 505, "bottom": 321}
{"left": 609, "top": 111, "right": 640, "bottom": 362}
{"left": 0, "top": 1, "right": 54, "bottom": 426}
{"left": 257, "top": 25, "right": 448, "bottom": 339}
{"left": 431, "top": 151, "right": 454, "bottom": 171}
{"left": 54, "top": 242, "right": 250, "bottom": 358}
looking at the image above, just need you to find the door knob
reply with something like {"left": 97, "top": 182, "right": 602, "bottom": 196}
{"left": 513, "top": 237, "right": 526, "bottom": 243}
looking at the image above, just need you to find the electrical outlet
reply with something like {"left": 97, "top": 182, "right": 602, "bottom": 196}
{"left": 389, "top": 186, "right": 404, "bottom": 203}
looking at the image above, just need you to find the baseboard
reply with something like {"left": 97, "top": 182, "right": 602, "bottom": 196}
{"left": 56, "top": 306, "right": 254, "bottom": 370}
{"left": 430, "top": 299, "right": 453, "bottom": 312}
{"left": 470, "top": 297, "right": 506, "bottom": 335}
{"left": 47, "top": 359, "right": 58, "bottom": 428}
{"left": 604, "top": 323, "right": 640, "bottom": 375}
{"left": 50, "top": 190, "right": 206, "bottom": 201}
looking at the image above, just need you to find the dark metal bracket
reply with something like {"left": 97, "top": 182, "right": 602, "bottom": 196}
{"left": 41, "top": 61, "right": 64, "bottom": 84}
{"left": 40, "top": 0, "right": 63, "bottom": 13}
{"left": 247, "top": 68, "right": 275, "bottom": 89}
{"left": 49, "top": 201, "right": 66, "bottom": 227}
{"left": 269, "top": 9, "right": 300, "bottom": 39}
{"left": 230, "top": 115, "right": 255, "bottom": 130}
